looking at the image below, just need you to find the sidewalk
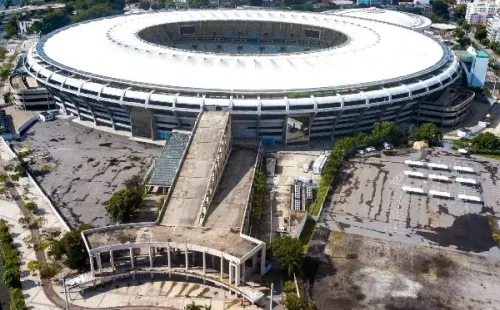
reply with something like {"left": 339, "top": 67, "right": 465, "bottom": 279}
{"left": 0, "top": 139, "right": 62, "bottom": 309}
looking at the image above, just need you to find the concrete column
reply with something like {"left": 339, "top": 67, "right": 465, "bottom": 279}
{"left": 167, "top": 246, "right": 171, "bottom": 269}
{"left": 129, "top": 247, "right": 135, "bottom": 269}
{"left": 96, "top": 252, "right": 102, "bottom": 274}
{"left": 260, "top": 247, "right": 266, "bottom": 276}
{"left": 185, "top": 247, "right": 189, "bottom": 271}
{"left": 235, "top": 263, "right": 241, "bottom": 286}
{"left": 252, "top": 255, "right": 257, "bottom": 272}
{"left": 89, "top": 255, "right": 95, "bottom": 275}
{"left": 202, "top": 251, "right": 206, "bottom": 275}
{"left": 110, "top": 250, "right": 115, "bottom": 270}
{"left": 211, "top": 254, "right": 215, "bottom": 269}
{"left": 229, "top": 262, "right": 233, "bottom": 285}
{"left": 149, "top": 246, "right": 154, "bottom": 268}
{"left": 220, "top": 255, "right": 224, "bottom": 280}
{"left": 242, "top": 262, "right": 246, "bottom": 283}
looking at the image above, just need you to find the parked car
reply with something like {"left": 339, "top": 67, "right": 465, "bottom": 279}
{"left": 365, "top": 146, "right": 376, "bottom": 153}
{"left": 358, "top": 149, "right": 365, "bottom": 155}
{"left": 383, "top": 142, "right": 393, "bottom": 150}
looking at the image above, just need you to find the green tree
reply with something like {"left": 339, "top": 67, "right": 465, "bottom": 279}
{"left": 29, "top": 21, "right": 43, "bottom": 34}
{"left": 48, "top": 224, "right": 91, "bottom": 270}
{"left": 417, "top": 123, "right": 441, "bottom": 145}
{"left": 453, "top": 27, "right": 465, "bottom": 39}
{"left": 407, "top": 124, "right": 420, "bottom": 142}
{"left": 283, "top": 293, "right": 313, "bottom": 310}
{"left": 123, "top": 174, "right": 142, "bottom": 191}
{"left": 481, "top": 38, "right": 490, "bottom": 46}
{"left": 139, "top": 0, "right": 150, "bottom": 9}
{"left": 9, "top": 288, "right": 27, "bottom": 310}
{"left": 105, "top": 188, "right": 143, "bottom": 223}
{"left": 370, "top": 121, "right": 400, "bottom": 144}
{"left": 27, "top": 260, "right": 41, "bottom": 274}
{"left": 284, "top": 280, "right": 296, "bottom": 294}
{"left": 475, "top": 26, "right": 488, "bottom": 41}
{"left": 270, "top": 236, "right": 304, "bottom": 276}
{"left": 471, "top": 132, "right": 500, "bottom": 150}
{"left": 3, "top": 265, "right": 20, "bottom": 287}
{"left": 41, "top": 9, "right": 71, "bottom": 34}
{"left": 458, "top": 36, "right": 471, "bottom": 48}
{"left": 187, "top": 0, "right": 208, "bottom": 8}
{"left": 431, "top": 0, "right": 450, "bottom": 19}
{"left": 186, "top": 302, "right": 203, "bottom": 310}
{"left": 453, "top": 4, "right": 467, "bottom": 19}
{"left": 24, "top": 201, "right": 38, "bottom": 214}
{"left": 4, "top": 15, "right": 19, "bottom": 39}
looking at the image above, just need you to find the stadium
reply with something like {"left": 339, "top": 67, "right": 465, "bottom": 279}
{"left": 23, "top": 9, "right": 472, "bottom": 144}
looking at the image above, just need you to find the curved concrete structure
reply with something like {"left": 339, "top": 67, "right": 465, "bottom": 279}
{"left": 24, "top": 9, "right": 467, "bottom": 142}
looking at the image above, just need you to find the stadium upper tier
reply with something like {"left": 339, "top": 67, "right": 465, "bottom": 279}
{"left": 329, "top": 8, "right": 432, "bottom": 32}
{"left": 24, "top": 9, "right": 466, "bottom": 142}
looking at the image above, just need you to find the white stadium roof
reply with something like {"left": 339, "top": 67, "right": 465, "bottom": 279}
{"left": 37, "top": 9, "right": 445, "bottom": 92}
{"left": 330, "top": 8, "right": 432, "bottom": 31}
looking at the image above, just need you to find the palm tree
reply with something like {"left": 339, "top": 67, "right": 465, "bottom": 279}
{"left": 186, "top": 302, "right": 203, "bottom": 310}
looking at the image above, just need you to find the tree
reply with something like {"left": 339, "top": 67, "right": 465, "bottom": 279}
{"left": 41, "top": 9, "right": 71, "bottom": 34}
{"left": 24, "top": 201, "right": 38, "bottom": 214}
{"left": 187, "top": 0, "right": 208, "bottom": 8}
{"left": 269, "top": 236, "right": 304, "bottom": 276}
{"left": 3, "top": 265, "right": 20, "bottom": 287}
{"left": 481, "top": 38, "right": 490, "bottom": 46}
{"left": 458, "top": 36, "right": 471, "bottom": 48}
{"left": 475, "top": 26, "right": 488, "bottom": 41}
{"left": 4, "top": 15, "right": 19, "bottom": 39}
{"left": 453, "top": 4, "right": 467, "bottom": 19}
{"left": 123, "top": 174, "right": 142, "bottom": 191}
{"left": 470, "top": 132, "right": 500, "bottom": 150}
{"left": 186, "top": 302, "right": 203, "bottom": 310}
{"left": 370, "top": 121, "right": 400, "bottom": 144}
{"left": 27, "top": 260, "right": 41, "bottom": 275}
{"left": 407, "top": 124, "right": 420, "bottom": 142}
{"left": 139, "top": 0, "right": 150, "bottom": 9}
{"left": 431, "top": 0, "right": 450, "bottom": 20}
{"left": 283, "top": 293, "right": 313, "bottom": 310}
{"left": 49, "top": 224, "right": 91, "bottom": 270}
{"left": 29, "top": 21, "right": 43, "bottom": 34}
{"left": 417, "top": 123, "right": 441, "bottom": 145}
{"left": 453, "top": 27, "right": 465, "bottom": 39}
{"left": 105, "top": 188, "right": 142, "bottom": 222}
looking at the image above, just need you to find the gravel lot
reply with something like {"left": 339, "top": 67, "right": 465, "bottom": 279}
{"left": 11, "top": 119, "right": 160, "bottom": 227}
{"left": 305, "top": 228, "right": 500, "bottom": 310}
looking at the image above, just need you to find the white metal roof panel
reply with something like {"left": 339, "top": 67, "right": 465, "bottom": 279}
{"left": 38, "top": 10, "right": 445, "bottom": 92}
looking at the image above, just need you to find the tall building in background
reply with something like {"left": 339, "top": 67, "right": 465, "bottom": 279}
{"left": 456, "top": 47, "right": 490, "bottom": 88}
{"left": 466, "top": 0, "right": 500, "bottom": 25}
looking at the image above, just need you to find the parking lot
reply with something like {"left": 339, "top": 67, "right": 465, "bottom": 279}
{"left": 322, "top": 147, "right": 500, "bottom": 255}
{"left": 11, "top": 119, "right": 160, "bottom": 227}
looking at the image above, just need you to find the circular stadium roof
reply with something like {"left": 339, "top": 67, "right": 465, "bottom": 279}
{"left": 330, "top": 8, "right": 432, "bottom": 31}
{"left": 37, "top": 9, "right": 444, "bottom": 92}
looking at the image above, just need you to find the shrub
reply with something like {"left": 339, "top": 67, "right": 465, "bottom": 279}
{"left": 9, "top": 288, "right": 27, "bottom": 310}
{"left": 24, "top": 201, "right": 37, "bottom": 214}
{"left": 40, "top": 261, "right": 61, "bottom": 279}
{"left": 27, "top": 260, "right": 41, "bottom": 275}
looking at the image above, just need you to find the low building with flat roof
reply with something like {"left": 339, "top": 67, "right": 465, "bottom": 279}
{"left": 9, "top": 73, "right": 54, "bottom": 110}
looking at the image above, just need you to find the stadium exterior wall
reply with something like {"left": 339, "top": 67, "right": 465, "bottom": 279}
{"left": 23, "top": 12, "right": 470, "bottom": 142}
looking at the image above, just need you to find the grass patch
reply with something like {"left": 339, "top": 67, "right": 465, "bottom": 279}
{"left": 479, "top": 153, "right": 500, "bottom": 161}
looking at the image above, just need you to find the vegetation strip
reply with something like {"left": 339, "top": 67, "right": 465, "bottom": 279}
{"left": 0, "top": 220, "right": 27, "bottom": 310}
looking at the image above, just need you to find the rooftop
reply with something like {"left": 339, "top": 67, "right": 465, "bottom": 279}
{"left": 86, "top": 225, "right": 257, "bottom": 258}
{"left": 33, "top": 9, "right": 445, "bottom": 92}
{"left": 161, "top": 112, "right": 229, "bottom": 226}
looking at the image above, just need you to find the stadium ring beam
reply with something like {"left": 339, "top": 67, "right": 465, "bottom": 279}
{"left": 24, "top": 9, "right": 467, "bottom": 143}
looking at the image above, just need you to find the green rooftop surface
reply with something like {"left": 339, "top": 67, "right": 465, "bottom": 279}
{"left": 477, "top": 50, "right": 490, "bottom": 58}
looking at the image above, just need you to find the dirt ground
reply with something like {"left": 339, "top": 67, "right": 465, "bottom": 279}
{"left": 304, "top": 227, "right": 500, "bottom": 310}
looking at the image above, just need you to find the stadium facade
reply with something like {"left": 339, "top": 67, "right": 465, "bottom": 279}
{"left": 23, "top": 9, "right": 472, "bottom": 144}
